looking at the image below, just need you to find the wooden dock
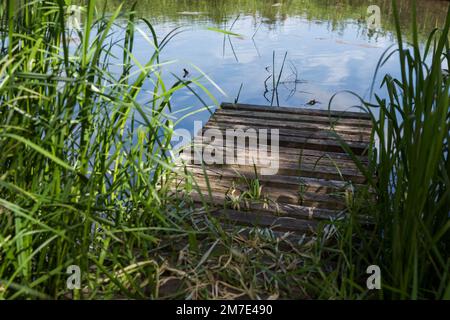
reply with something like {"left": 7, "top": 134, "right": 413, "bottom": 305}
{"left": 174, "top": 102, "right": 372, "bottom": 238}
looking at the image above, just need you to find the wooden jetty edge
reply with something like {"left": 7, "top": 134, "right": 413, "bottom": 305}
{"left": 174, "top": 102, "right": 372, "bottom": 238}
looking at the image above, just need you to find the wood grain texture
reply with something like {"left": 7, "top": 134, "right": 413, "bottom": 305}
{"left": 174, "top": 103, "right": 373, "bottom": 235}
{"left": 221, "top": 102, "right": 371, "bottom": 120}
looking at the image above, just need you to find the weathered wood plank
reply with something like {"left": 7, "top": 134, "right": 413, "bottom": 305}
{"left": 209, "top": 114, "right": 371, "bottom": 137}
{"left": 178, "top": 181, "right": 347, "bottom": 210}
{"left": 183, "top": 190, "right": 341, "bottom": 221}
{"left": 180, "top": 166, "right": 362, "bottom": 192}
{"left": 180, "top": 159, "right": 367, "bottom": 183}
{"left": 186, "top": 141, "right": 369, "bottom": 164}
{"left": 205, "top": 121, "right": 371, "bottom": 143}
{"left": 215, "top": 108, "right": 372, "bottom": 128}
{"left": 211, "top": 209, "right": 319, "bottom": 233}
{"left": 221, "top": 102, "right": 371, "bottom": 120}
{"left": 186, "top": 192, "right": 377, "bottom": 227}
{"left": 183, "top": 143, "right": 366, "bottom": 171}
{"left": 196, "top": 128, "right": 369, "bottom": 155}
{"left": 218, "top": 224, "right": 314, "bottom": 246}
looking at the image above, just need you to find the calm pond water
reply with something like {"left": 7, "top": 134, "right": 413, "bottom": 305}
{"left": 102, "top": 0, "right": 448, "bottom": 130}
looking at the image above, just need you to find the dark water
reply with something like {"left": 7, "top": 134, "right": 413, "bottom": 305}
{"left": 104, "top": 0, "right": 449, "bottom": 130}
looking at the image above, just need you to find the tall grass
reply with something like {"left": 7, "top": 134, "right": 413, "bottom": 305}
{"left": 336, "top": 0, "right": 450, "bottom": 299}
{"left": 0, "top": 0, "right": 215, "bottom": 299}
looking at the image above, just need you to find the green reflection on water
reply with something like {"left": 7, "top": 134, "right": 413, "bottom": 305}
{"left": 95, "top": 0, "right": 448, "bottom": 39}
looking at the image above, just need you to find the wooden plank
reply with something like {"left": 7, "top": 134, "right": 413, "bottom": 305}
{"left": 221, "top": 102, "right": 371, "bottom": 120}
{"left": 208, "top": 114, "right": 371, "bottom": 137}
{"left": 180, "top": 166, "right": 361, "bottom": 192}
{"left": 196, "top": 127, "right": 369, "bottom": 155}
{"left": 180, "top": 159, "right": 367, "bottom": 183}
{"left": 184, "top": 143, "right": 365, "bottom": 171}
{"left": 179, "top": 182, "right": 346, "bottom": 210}
{"left": 187, "top": 192, "right": 375, "bottom": 226}
{"left": 186, "top": 141, "right": 369, "bottom": 164}
{"left": 218, "top": 224, "right": 314, "bottom": 246}
{"left": 205, "top": 121, "right": 370, "bottom": 143}
{"left": 184, "top": 190, "right": 341, "bottom": 221}
{"left": 181, "top": 176, "right": 347, "bottom": 201}
{"left": 215, "top": 108, "right": 372, "bottom": 128}
{"left": 211, "top": 209, "right": 319, "bottom": 233}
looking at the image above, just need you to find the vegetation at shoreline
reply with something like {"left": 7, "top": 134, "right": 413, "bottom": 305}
{"left": 97, "top": 0, "right": 448, "bottom": 40}
{"left": 0, "top": 0, "right": 213, "bottom": 299}
{"left": 372, "top": 0, "right": 450, "bottom": 297}
{"left": 336, "top": 0, "right": 450, "bottom": 298}
{"left": 0, "top": 0, "right": 449, "bottom": 299}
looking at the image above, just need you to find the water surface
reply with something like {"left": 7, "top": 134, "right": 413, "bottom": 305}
{"left": 102, "top": 0, "right": 449, "bottom": 129}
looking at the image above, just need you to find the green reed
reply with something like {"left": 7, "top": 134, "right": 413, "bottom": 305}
{"left": 332, "top": 0, "right": 450, "bottom": 299}
{"left": 0, "top": 0, "right": 214, "bottom": 299}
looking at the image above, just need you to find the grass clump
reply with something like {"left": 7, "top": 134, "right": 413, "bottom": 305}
{"left": 0, "top": 0, "right": 214, "bottom": 299}
{"left": 332, "top": 0, "right": 450, "bottom": 299}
